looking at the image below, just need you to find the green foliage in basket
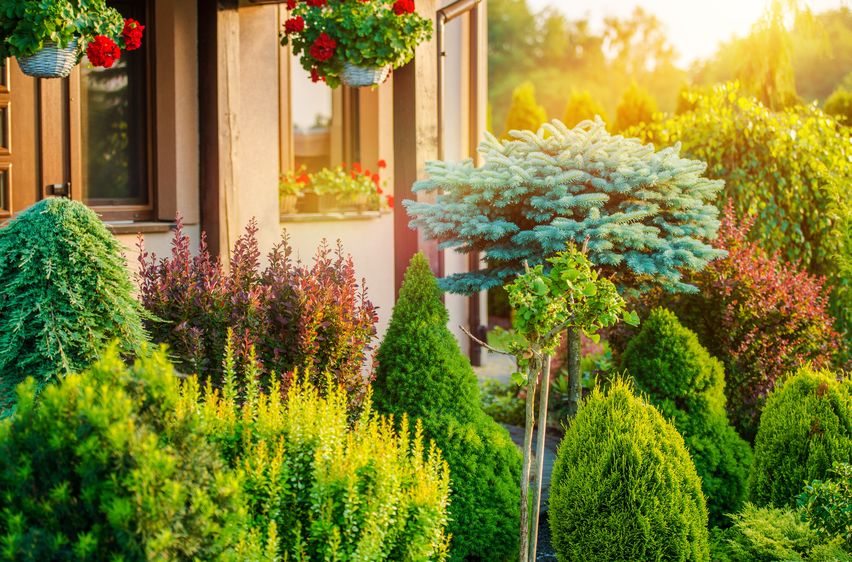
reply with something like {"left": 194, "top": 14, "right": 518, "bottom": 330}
{"left": 281, "top": 161, "right": 393, "bottom": 210}
{"left": 280, "top": 0, "right": 432, "bottom": 88}
{"left": 0, "top": 0, "right": 125, "bottom": 59}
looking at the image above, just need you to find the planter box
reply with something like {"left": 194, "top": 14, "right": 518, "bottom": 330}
{"left": 296, "top": 192, "right": 377, "bottom": 214}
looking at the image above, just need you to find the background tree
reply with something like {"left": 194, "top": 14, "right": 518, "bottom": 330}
{"left": 613, "top": 81, "right": 659, "bottom": 132}
{"left": 562, "top": 90, "right": 608, "bottom": 127}
{"left": 406, "top": 119, "right": 723, "bottom": 431}
{"left": 501, "top": 81, "right": 547, "bottom": 139}
{"left": 824, "top": 86, "right": 852, "bottom": 124}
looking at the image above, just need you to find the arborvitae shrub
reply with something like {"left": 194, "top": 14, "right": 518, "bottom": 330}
{"left": 372, "top": 253, "right": 521, "bottom": 561}
{"left": 0, "top": 349, "right": 249, "bottom": 560}
{"left": 562, "top": 90, "right": 608, "bottom": 127}
{"left": 181, "top": 345, "right": 451, "bottom": 561}
{"left": 749, "top": 367, "right": 852, "bottom": 508}
{"left": 138, "top": 219, "right": 376, "bottom": 396}
{"left": 613, "top": 81, "right": 658, "bottom": 132}
{"left": 501, "top": 81, "right": 547, "bottom": 139}
{"left": 549, "top": 379, "right": 709, "bottom": 561}
{"left": 0, "top": 198, "right": 146, "bottom": 414}
{"left": 621, "top": 308, "right": 752, "bottom": 527}
{"left": 710, "top": 504, "right": 851, "bottom": 562}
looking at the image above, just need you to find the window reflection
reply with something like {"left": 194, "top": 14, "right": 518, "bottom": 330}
{"left": 291, "top": 51, "right": 333, "bottom": 172}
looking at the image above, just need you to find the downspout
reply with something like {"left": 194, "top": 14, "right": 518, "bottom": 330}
{"left": 436, "top": 0, "right": 486, "bottom": 364}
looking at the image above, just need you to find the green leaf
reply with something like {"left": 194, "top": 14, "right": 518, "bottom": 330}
{"left": 624, "top": 310, "right": 641, "bottom": 326}
{"left": 511, "top": 371, "right": 527, "bottom": 386}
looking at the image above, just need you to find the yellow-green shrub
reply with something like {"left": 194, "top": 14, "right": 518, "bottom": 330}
{"left": 179, "top": 345, "right": 452, "bottom": 561}
{"left": 750, "top": 367, "right": 852, "bottom": 508}
{"left": 501, "top": 81, "right": 547, "bottom": 138}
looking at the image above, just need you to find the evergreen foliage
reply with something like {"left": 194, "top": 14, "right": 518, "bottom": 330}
{"left": 562, "top": 90, "right": 608, "bottom": 127}
{"left": 501, "top": 81, "right": 547, "bottom": 139}
{"left": 710, "top": 504, "right": 851, "bottom": 562}
{"left": 406, "top": 119, "right": 725, "bottom": 295}
{"left": 0, "top": 349, "right": 248, "bottom": 560}
{"left": 824, "top": 86, "right": 852, "bottom": 124}
{"left": 614, "top": 81, "right": 659, "bottom": 132}
{"left": 372, "top": 253, "right": 521, "bottom": 562}
{"left": 182, "top": 343, "right": 451, "bottom": 561}
{"left": 549, "top": 379, "right": 709, "bottom": 561}
{"left": 632, "top": 83, "right": 852, "bottom": 346}
{"left": 749, "top": 367, "right": 852, "bottom": 508}
{"left": 621, "top": 308, "right": 752, "bottom": 527}
{"left": 799, "top": 462, "right": 852, "bottom": 549}
{"left": 0, "top": 198, "right": 146, "bottom": 414}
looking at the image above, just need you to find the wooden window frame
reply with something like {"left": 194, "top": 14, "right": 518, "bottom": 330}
{"left": 72, "top": 0, "right": 157, "bottom": 222}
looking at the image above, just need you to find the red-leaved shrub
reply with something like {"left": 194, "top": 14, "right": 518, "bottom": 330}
{"left": 628, "top": 203, "right": 841, "bottom": 440}
{"left": 137, "top": 218, "right": 377, "bottom": 397}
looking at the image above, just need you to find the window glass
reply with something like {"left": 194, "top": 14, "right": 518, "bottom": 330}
{"left": 291, "top": 51, "right": 334, "bottom": 173}
{"left": 80, "top": 0, "right": 148, "bottom": 206}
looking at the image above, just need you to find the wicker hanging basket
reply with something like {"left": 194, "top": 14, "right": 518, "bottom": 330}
{"left": 340, "top": 62, "right": 390, "bottom": 88}
{"left": 18, "top": 40, "right": 79, "bottom": 79}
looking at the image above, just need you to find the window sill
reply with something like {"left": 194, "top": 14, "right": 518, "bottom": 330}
{"left": 106, "top": 221, "right": 176, "bottom": 235}
{"left": 280, "top": 210, "right": 390, "bottom": 223}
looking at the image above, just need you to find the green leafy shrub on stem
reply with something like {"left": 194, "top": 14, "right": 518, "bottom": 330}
{"left": 798, "top": 462, "right": 852, "bottom": 549}
{"left": 710, "top": 504, "right": 851, "bottom": 562}
{"left": 549, "top": 379, "right": 709, "bottom": 561}
{"left": 750, "top": 367, "right": 852, "bottom": 508}
{"left": 0, "top": 349, "right": 249, "bottom": 561}
{"left": 0, "top": 198, "right": 146, "bottom": 414}
{"left": 372, "top": 253, "right": 521, "bottom": 562}
{"left": 621, "top": 308, "right": 752, "bottom": 527}
{"left": 186, "top": 338, "right": 451, "bottom": 561}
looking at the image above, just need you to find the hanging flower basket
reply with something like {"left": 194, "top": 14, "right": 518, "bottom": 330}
{"left": 341, "top": 62, "right": 391, "bottom": 88}
{"left": 17, "top": 40, "right": 79, "bottom": 79}
{"left": 280, "top": 0, "right": 432, "bottom": 89}
{"left": 0, "top": 0, "right": 145, "bottom": 79}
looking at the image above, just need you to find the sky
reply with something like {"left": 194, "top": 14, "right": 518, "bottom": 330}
{"left": 526, "top": 0, "right": 849, "bottom": 64}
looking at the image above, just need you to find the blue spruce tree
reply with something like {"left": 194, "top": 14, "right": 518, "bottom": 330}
{"left": 406, "top": 118, "right": 725, "bottom": 416}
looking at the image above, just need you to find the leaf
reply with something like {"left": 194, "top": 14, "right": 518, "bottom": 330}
{"left": 511, "top": 371, "right": 527, "bottom": 386}
{"left": 582, "top": 282, "right": 597, "bottom": 297}
{"left": 624, "top": 310, "right": 640, "bottom": 327}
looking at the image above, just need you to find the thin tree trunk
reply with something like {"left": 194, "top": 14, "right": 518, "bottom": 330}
{"left": 518, "top": 355, "right": 539, "bottom": 562}
{"left": 528, "top": 355, "right": 552, "bottom": 562}
{"left": 566, "top": 328, "right": 582, "bottom": 418}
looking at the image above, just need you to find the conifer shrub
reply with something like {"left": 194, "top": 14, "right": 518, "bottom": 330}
{"left": 613, "top": 81, "right": 658, "bottom": 132}
{"left": 0, "top": 198, "right": 146, "bottom": 414}
{"left": 562, "top": 90, "right": 608, "bottom": 127}
{"left": 749, "top": 367, "right": 852, "bottom": 509}
{"left": 621, "top": 308, "right": 752, "bottom": 527}
{"left": 372, "top": 253, "right": 521, "bottom": 561}
{"left": 138, "top": 219, "right": 376, "bottom": 396}
{"left": 0, "top": 349, "right": 249, "bottom": 561}
{"left": 549, "top": 379, "right": 710, "bottom": 561}
{"left": 501, "top": 81, "right": 547, "bottom": 139}
{"left": 182, "top": 342, "right": 451, "bottom": 561}
{"left": 709, "top": 504, "right": 851, "bottom": 562}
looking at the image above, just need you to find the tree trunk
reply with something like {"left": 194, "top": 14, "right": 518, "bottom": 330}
{"left": 518, "top": 356, "right": 539, "bottom": 562}
{"left": 566, "top": 328, "right": 582, "bottom": 418}
{"left": 528, "top": 355, "right": 552, "bottom": 562}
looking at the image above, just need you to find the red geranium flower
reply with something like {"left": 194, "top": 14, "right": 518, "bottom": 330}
{"left": 306, "top": 0, "right": 327, "bottom": 6}
{"left": 122, "top": 19, "right": 145, "bottom": 51}
{"left": 386, "top": 195, "right": 394, "bottom": 208}
{"left": 284, "top": 16, "right": 305, "bottom": 34}
{"left": 286, "top": 0, "right": 297, "bottom": 8}
{"left": 309, "top": 33, "right": 336, "bottom": 62}
{"left": 87, "top": 35, "right": 121, "bottom": 69}
{"left": 377, "top": 186, "right": 384, "bottom": 194}
{"left": 352, "top": 163, "right": 362, "bottom": 173}
{"left": 393, "top": 0, "right": 415, "bottom": 15}
{"left": 377, "top": 159, "right": 387, "bottom": 169}
{"left": 371, "top": 173, "right": 380, "bottom": 185}
{"left": 310, "top": 67, "right": 322, "bottom": 83}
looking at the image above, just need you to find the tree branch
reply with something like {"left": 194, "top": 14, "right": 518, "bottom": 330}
{"left": 459, "top": 325, "right": 515, "bottom": 357}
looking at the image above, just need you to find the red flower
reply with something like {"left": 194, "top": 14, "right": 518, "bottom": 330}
{"left": 286, "top": 0, "right": 297, "bottom": 8}
{"left": 310, "top": 67, "right": 322, "bottom": 82}
{"left": 393, "top": 0, "right": 415, "bottom": 15}
{"left": 309, "top": 33, "right": 336, "bottom": 62}
{"left": 376, "top": 186, "right": 383, "bottom": 194}
{"left": 377, "top": 159, "right": 387, "bottom": 169}
{"left": 122, "top": 19, "right": 145, "bottom": 51}
{"left": 306, "top": 0, "right": 327, "bottom": 6}
{"left": 297, "top": 173, "right": 310, "bottom": 184}
{"left": 284, "top": 16, "right": 305, "bottom": 34}
{"left": 86, "top": 35, "right": 121, "bottom": 69}
{"left": 371, "top": 173, "right": 380, "bottom": 185}
{"left": 386, "top": 195, "right": 394, "bottom": 208}
{"left": 363, "top": 169, "right": 372, "bottom": 178}
{"left": 352, "top": 162, "right": 362, "bottom": 173}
